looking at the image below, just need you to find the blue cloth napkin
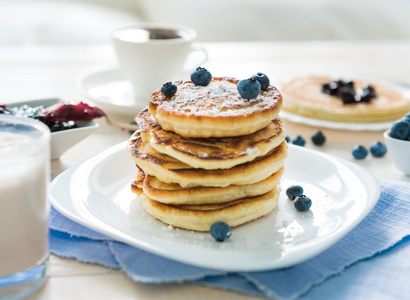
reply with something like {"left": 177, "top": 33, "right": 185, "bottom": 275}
{"left": 49, "top": 179, "right": 410, "bottom": 299}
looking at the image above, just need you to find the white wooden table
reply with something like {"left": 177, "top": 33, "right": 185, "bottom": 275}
{"left": 1, "top": 41, "right": 409, "bottom": 299}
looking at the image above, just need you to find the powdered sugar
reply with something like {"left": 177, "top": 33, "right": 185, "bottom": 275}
{"left": 156, "top": 81, "right": 279, "bottom": 116}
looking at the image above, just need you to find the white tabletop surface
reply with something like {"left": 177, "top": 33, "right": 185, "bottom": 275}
{"left": 1, "top": 40, "right": 409, "bottom": 299}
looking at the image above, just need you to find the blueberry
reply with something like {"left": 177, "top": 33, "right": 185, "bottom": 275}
{"left": 161, "top": 82, "right": 177, "bottom": 98}
{"left": 344, "top": 80, "right": 355, "bottom": 88}
{"left": 369, "top": 141, "right": 387, "bottom": 158}
{"left": 390, "top": 120, "right": 410, "bottom": 140}
{"left": 321, "top": 83, "right": 331, "bottom": 95}
{"left": 333, "top": 79, "right": 344, "bottom": 88}
{"left": 352, "top": 145, "right": 368, "bottom": 159}
{"left": 286, "top": 185, "right": 304, "bottom": 200}
{"left": 292, "top": 136, "right": 305, "bottom": 147}
{"left": 311, "top": 130, "right": 326, "bottom": 145}
{"left": 339, "top": 87, "right": 356, "bottom": 104}
{"left": 191, "top": 67, "right": 212, "bottom": 86}
{"left": 285, "top": 135, "right": 290, "bottom": 143}
{"left": 294, "top": 195, "right": 312, "bottom": 212}
{"left": 328, "top": 82, "right": 339, "bottom": 96}
{"left": 210, "top": 222, "right": 232, "bottom": 242}
{"left": 363, "top": 84, "right": 376, "bottom": 98}
{"left": 359, "top": 91, "right": 373, "bottom": 103}
{"left": 321, "top": 82, "right": 339, "bottom": 96}
{"left": 251, "top": 72, "right": 270, "bottom": 90}
{"left": 237, "top": 78, "right": 261, "bottom": 99}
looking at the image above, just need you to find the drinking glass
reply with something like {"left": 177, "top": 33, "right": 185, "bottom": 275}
{"left": 0, "top": 115, "right": 50, "bottom": 299}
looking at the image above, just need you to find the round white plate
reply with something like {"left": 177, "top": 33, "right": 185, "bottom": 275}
{"left": 50, "top": 142, "right": 380, "bottom": 272}
{"left": 77, "top": 66, "right": 145, "bottom": 122}
{"left": 280, "top": 111, "right": 395, "bottom": 131}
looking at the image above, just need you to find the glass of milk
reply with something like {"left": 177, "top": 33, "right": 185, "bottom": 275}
{"left": 0, "top": 115, "right": 50, "bottom": 299}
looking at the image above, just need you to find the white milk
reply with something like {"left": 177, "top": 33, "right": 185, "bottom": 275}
{"left": 0, "top": 132, "right": 49, "bottom": 277}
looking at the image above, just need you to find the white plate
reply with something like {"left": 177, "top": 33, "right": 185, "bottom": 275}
{"left": 50, "top": 142, "right": 380, "bottom": 271}
{"left": 5, "top": 99, "right": 98, "bottom": 159}
{"left": 77, "top": 66, "right": 141, "bottom": 123}
{"left": 280, "top": 111, "right": 395, "bottom": 131}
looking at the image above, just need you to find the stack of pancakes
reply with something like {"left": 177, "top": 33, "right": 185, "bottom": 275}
{"left": 128, "top": 77, "right": 287, "bottom": 231}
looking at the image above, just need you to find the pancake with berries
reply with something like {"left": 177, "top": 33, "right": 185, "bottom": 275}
{"left": 281, "top": 76, "right": 410, "bottom": 123}
{"left": 131, "top": 165, "right": 284, "bottom": 205}
{"left": 137, "top": 108, "right": 286, "bottom": 169}
{"left": 127, "top": 130, "right": 287, "bottom": 188}
{"left": 148, "top": 69, "right": 283, "bottom": 138}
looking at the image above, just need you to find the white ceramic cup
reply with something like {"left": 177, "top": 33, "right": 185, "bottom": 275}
{"left": 0, "top": 115, "right": 50, "bottom": 299}
{"left": 111, "top": 23, "right": 207, "bottom": 103}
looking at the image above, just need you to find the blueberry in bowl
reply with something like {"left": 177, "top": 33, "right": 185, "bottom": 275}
{"left": 1, "top": 99, "right": 100, "bottom": 159}
{"left": 384, "top": 114, "right": 410, "bottom": 175}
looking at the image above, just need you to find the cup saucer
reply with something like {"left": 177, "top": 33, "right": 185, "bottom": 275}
{"left": 77, "top": 66, "right": 147, "bottom": 124}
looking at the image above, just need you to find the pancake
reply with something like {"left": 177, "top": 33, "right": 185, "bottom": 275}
{"left": 131, "top": 165, "right": 284, "bottom": 205}
{"left": 137, "top": 108, "right": 286, "bottom": 169}
{"left": 282, "top": 76, "right": 410, "bottom": 123}
{"left": 137, "top": 186, "right": 280, "bottom": 231}
{"left": 128, "top": 131, "right": 288, "bottom": 188}
{"left": 148, "top": 77, "right": 283, "bottom": 138}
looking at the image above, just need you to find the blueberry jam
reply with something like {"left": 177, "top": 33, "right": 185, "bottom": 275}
{"left": 321, "top": 79, "right": 377, "bottom": 105}
{"left": 0, "top": 102, "right": 104, "bottom": 133}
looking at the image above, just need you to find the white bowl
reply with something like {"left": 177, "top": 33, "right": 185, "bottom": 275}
{"left": 384, "top": 129, "right": 410, "bottom": 176}
{"left": 6, "top": 98, "right": 99, "bottom": 160}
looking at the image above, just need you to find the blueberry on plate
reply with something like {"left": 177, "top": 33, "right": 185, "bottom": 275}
{"left": 390, "top": 120, "right": 410, "bottom": 140}
{"left": 285, "top": 135, "right": 290, "bottom": 143}
{"left": 352, "top": 145, "right": 368, "bottom": 159}
{"left": 237, "top": 78, "right": 261, "bottom": 99}
{"left": 191, "top": 67, "right": 212, "bottom": 86}
{"left": 286, "top": 185, "right": 304, "bottom": 200}
{"left": 161, "top": 82, "right": 177, "bottom": 98}
{"left": 369, "top": 141, "right": 387, "bottom": 158}
{"left": 311, "top": 130, "right": 326, "bottom": 145}
{"left": 210, "top": 222, "right": 232, "bottom": 242}
{"left": 292, "top": 136, "right": 306, "bottom": 147}
{"left": 294, "top": 195, "right": 312, "bottom": 212}
{"left": 251, "top": 72, "right": 270, "bottom": 90}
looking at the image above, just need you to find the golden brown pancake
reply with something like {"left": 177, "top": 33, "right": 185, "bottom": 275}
{"left": 131, "top": 165, "right": 284, "bottom": 205}
{"left": 148, "top": 77, "right": 283, "bottom": 138}
{"left": 128, "top": 131, "right": 288, "bottom": 188}
{"left": 137, "top": 108, "right": 286, "bottom": 169}
{"left": 137, "top": 186, "right": 280, "bottom": 231}
{"left": 282, "top": 76, "right": 410, "bottom": 123}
